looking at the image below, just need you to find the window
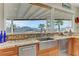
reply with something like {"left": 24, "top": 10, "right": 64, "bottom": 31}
{"left": 53, "top": 20, "right": 72, "bottom": 32}
{"left": 6, "top": 19, "right": 47, "bottom": 34}
{"left": 6, "top": 19, "right": 72, "bottom": 34}
{"left": 6, "top": 20, "right": 12, "bottom": 34}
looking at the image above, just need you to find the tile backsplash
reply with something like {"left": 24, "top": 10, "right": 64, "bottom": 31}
{"left": 6, "top": 32, "right": 60, "bottom": 40}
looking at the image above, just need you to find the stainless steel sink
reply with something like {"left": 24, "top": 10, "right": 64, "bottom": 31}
{"left": 38, "top": 37, "right": 54, "bottom": 41}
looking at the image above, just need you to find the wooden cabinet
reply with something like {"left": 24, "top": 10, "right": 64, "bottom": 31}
{"left": 68, "top": 38, "right": 74, "bottom": 55}
{"left": 68, "top": 38, "right": 79, "bottom": 56}
{"left": 0, "top": 46, "right": 19, "bottom": 56}
{"left": 73, "top": 39, "right": 79, "bottom": 56}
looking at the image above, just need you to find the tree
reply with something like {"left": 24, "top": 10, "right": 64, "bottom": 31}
{"left": 38, "top": 24, "right": 45, "bottom": 32}
{"left": 54, "top": 20, "right": 63, "bottom": 32}
{"left": 13, "top": 24, "right": 17, "bottom": 32}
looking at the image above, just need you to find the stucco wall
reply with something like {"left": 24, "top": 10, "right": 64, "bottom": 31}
{"left": 74, "top": 7, "right": 79, "bottom": 32}
{"left": 0, "top": 4, "right": 4, "bottom": 31}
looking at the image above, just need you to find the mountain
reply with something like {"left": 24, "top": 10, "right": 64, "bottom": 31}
{"left": 6, "top": 26, "right": 42, "bottom": 33}
{"left": 13, "top": 26, "right": 40, "bottom": 33}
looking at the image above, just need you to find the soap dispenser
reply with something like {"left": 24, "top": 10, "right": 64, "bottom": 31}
{"left": 0, "top": 31, "right": 3, "bottom": 43}
{"left": 3, "top": 31, "right": 6, "bottom": 42}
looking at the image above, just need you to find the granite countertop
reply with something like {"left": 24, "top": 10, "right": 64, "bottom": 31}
{"left": 0, "top": 39, "right": 39, "bottom": 49}
{"left": 0, "top": 35, "right": 79, "bottom": 49}
{"left": 69, "top": 35, "right": 79, "bottom": 38}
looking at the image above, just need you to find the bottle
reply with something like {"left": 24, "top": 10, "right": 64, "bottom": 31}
{"left": 0, "top": 31, "right": 3, "bottom": 43}
{"left": 3, "top": 31, "right": 6, "bottom": 42}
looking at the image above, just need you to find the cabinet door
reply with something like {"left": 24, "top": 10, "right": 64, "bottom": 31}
{"left": 68, "top": 39, "right": 72, "bottom": 55}
{"left": 59, "top": 39, "right": 68, "bottom": 51}
{"left": 19, "top": 45, "right": 36, "bottom": 56}
{"left": 68, "top": 38, "right": 75, "bottom": 56}
{"left": 73, "top": 39, "right": 79, "bottom": 56}
{"left": 38, "top": 41, "right": 59, "bottom": 56}
{"left": 58, "top": 39, "right": 68, "bottom": 56}
{"left": 49, "top": 49, "right": 59, "bottom": 56}
{"left": 73, "top": 45, "right": 79, "bottom": 56}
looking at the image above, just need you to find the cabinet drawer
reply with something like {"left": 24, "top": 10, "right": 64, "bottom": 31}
{"left": 0, "top": 46, "right": 18, "bottom": 56}
{"left": 0, "top": 51, "right": 17, "bottom": 56}
{"left": 0, "top": 47, "right": 18, "bottom": 52}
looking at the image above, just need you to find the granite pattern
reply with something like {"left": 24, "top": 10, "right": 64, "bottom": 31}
{"left": 0, "top": 35, "right": 79, "bottom": 49}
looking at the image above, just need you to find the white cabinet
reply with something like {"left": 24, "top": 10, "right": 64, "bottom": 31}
{"left": 19, "top": 44, "right": 36, "bottom": 56}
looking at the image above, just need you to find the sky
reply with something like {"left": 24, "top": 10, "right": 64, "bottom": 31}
{"left": 61, "top": 20, "right": 72, "bottom": 28}
{"left": 6, "top": 20, "right": 47, "bottom": 28}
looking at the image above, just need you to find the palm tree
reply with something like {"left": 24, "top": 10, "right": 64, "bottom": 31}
{"left": 38, "top": 24, "right": 45, "bottom": 32}
{"left": 54, "top": 20, "right": 63, "bottom": 32}
{"left": 13, "top": 24, "right": 17, "bottom": 32}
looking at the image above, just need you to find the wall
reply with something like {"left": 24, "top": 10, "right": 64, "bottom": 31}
{"left": 0, "top": 4, "right": 4, "bottom": 31}
{"left": 74, "top": 7, "right": 79, "bottom": 32}
{"left": 45, "top": 3, "right": 76, "bottom": 14}
{"left": 45, "top": 3, "right": 79, "bottom": 32}
{"left": 76, "top": 8, "right": 79, "bottom": 17}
